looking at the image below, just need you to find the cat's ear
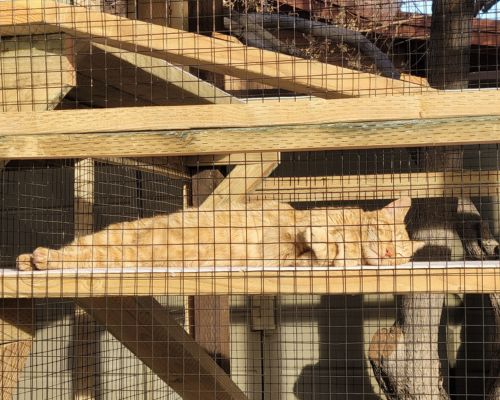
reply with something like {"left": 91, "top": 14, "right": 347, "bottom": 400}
{"left": 383, "top": 197, "right": 412, "bottom": 221}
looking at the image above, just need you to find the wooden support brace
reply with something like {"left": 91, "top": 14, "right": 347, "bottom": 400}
{"left": 76, "top": 296, "right": 247, "bottom": 400}
{"left": 0, "top": 300, "right": 36, "bottom": 400}
{"left": 199, "top": 162, "right": 279, "bottom": 210}
{"left": 87, "top": 42, "right": 240, "bottom": 104}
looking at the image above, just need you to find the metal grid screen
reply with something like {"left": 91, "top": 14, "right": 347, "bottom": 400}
{"left": 0, "top": 148, "right": 497, "bottom": 399}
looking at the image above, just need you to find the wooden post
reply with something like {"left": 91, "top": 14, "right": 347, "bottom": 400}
{"left": 190, "top": 169, "right": 231, "bottom": 372}
{"left": 73, "top": 159, "right": 99, "bottom": 400}
{"left": 190, "top": 161, "right": 279, "bottom": 374}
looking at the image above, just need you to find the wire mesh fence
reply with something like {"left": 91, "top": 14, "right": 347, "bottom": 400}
{"left": 1, "top": 0, "right": 500, "bottom": 399}
{"left": 0, "top": 0, "right": 499, "bottom": 109}
{"left": 0, "top": 147, "right": 497, "bottom": 399}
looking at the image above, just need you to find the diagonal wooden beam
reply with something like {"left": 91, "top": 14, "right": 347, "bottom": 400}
{"left": 0, "top": 1, "right": 423, "bottom": 98}
{"left": 88, "top": 42, "right": 241, "bottom": 105}
{"left": 77, "top": 296, "right": 248, "bottom": 400}
{"left": 0, "top": 300, "right": 36, "bottom": 400}
{"left": 200, "top": 162, "right": 279, "bottom": 210}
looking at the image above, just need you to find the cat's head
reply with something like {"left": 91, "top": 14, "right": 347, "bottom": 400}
{"left": 361, "top": 197, "right": 426, "bottom": 266}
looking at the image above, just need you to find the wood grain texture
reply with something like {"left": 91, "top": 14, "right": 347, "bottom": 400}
{"left": 185, "top": 153, "right": 280, "bottom": 166}
{"left": 0, "top": 0, "right": 423, "bottom": 98}
{"left": 0, "top": 0, "right": 57, "bottom": 35}
{"left": 249, "top": 170, "right": 500, "bottom": 202}
{"left": 0, "top": 115, "right": 498, "bottom": 159}
{"left": 87, "top": 42, "right": 240, "bottom": 105}
{"left": 190, "top": 170, "right": 231, "bottom": 374}
{"left": 1, "top": 90, "right": 499, "bottom": 136}
{"left": 0, "top": 300, "right": 36, "bottom": 400}
{"left": 94, "top": 157, "right": 190, "bottom": 179}
{"left": 200, "top": 163, "right": 279, "bottom": 210}
{"left": 76, "top": 296, "right": 247, "bottom": 400}
{"left": 0, "top": 34, "right": 75, "bottom": 111}
{"left": 1, "top": 266, "right": 499, "bottom": 297}
{"left": 73, "top": 159, "right": 98, "bottom": 400}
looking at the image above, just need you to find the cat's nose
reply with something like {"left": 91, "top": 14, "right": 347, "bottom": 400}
{"left": 385, "top": 248, "right": 394, "bottom": 258}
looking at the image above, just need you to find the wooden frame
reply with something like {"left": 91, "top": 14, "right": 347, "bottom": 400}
{"left": 0, "top": 0, "right": 424, "bottom": 98}
{"left": 249, "top": 170, "right": 500, "bottom": 202}
{"left": 1, "top": 264, "right": 499, "bottom": 297}
{"left": 0, "top": 91, "right": 499, "bottom": 159}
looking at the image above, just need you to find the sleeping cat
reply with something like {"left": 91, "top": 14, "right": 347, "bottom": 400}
{"left": 16, "top": 197, "right": 424, "bottom": 270}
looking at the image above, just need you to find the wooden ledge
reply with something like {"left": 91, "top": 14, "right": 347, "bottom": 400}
{"left": 1, "top": 262, "right": 499, "bottom": 297}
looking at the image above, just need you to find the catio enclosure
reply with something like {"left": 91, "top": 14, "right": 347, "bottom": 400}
{"left": 0, "top": 0, "right": 499, "bottom": 399}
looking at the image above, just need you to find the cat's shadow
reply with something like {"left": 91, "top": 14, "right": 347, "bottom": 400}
{"left": 293, "top": 295, "right": 379, "bottom": 400}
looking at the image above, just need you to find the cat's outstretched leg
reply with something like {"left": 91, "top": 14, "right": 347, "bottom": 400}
{"left": 16, "top": 245, "right": 92, "bottom": 270}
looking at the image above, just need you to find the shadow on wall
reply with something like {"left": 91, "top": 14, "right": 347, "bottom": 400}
{"left": 293, "top": 295, "right": 380, "bottom": 400}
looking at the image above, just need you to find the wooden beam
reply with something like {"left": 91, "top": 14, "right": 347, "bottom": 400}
{"left": 200, "top": 162, "right": 279, "bottom": 210}
{"left": 249, "top": 170, "right": 500, "bottom": 202}
{"left": 93, "top": 157, "right": 190, "bottom": 180}
{"left": 190, "top": 170, "right": 231, "bottom": 374}
{"left": 0, "top": 0, "right": 57, "bottom": 36}
{"left": 76, "top": 296, "right": 247, "bottom": 400}
{"left": 89, "top": 42, "right": 241, "bottom": 104}
{"left": 185, "top": 152, "right": 280, "bottom": 166}
{"left": 73, "top": 159, "right": 98, "bottom": 400}
{"left": 0, "top": 300, "right": 36, "bottom": 400}
{"left": 0, "top": 114, "right": 499, "bottom": 160}
{"left": 0, "top": 34, "right": 76, "bottom": 111}
{"left": 191, "top": 160, "right": 279, "bottom": 373}
{"left": 1, "top": 90, "right": 499, "bottom": 136}
{"left": 0, "top": 1, "right": 423, "bottom": 98}
{"left": 1, "top": 264, "right": 500, "bottom": 297}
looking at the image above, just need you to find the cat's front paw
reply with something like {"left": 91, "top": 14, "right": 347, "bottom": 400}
{"left": 16, "top": 253, "right": 34, "bottom": 271}
{"left": 32, "top": 247, "right": 59, "bottom": 270}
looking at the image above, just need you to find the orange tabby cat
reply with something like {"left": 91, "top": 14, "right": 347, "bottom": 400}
{"left": 16, "top": 197, "right": 424, "bottom": 270}
{"left": 299, "top": 197, "right": 426, "bottom": 267}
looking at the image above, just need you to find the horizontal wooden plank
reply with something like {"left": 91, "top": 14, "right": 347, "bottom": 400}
{"left": 2, "top": 90, "right": 500, "bottom": 137}
{"left": 93, "top": 157, "right": 190, "bottom": 179}
{"left": 0, "top": 115, "right": 499, "bottom": 159}
{"left": 1, "top": 264, "right": 499, "bottom": 297}
{"left": 249, "top": 170, "right": 500, "bottom": 202}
